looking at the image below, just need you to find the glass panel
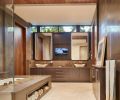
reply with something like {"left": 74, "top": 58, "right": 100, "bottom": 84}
{"left": 31, "top": 26, "right": 37, "bottom": 33}
{"left": 0, "top": 0, "right": 14, "bottom": 81}
{"left": 80, "top": 26, "right": 92, "bottom": 32}
{"left": 59, "top": 26, "right": 76, "bottom": 32}
{"left": 40, "top": 26, "right": 58, "bottom": 32}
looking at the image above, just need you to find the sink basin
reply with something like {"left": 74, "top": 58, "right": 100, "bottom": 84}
{"left": 74, "top": 64, "right": 85, "bottom": 68}
{"left": 36, "top": 64, "right": 48, "bottom": 68}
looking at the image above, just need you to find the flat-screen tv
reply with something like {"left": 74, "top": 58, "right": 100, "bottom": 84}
{"left": 55, "top": 48, "right": 68, "bottom": 55}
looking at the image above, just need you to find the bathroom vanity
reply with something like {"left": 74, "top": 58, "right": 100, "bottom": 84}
{"left": 0, "top": 75, "right": 51, "bottom": 100}
{"left": 30, "top": 67, "right": 90, "bottom": 82}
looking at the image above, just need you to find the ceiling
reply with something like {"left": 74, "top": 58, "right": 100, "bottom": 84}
{"left": 14, "top": 4, "right": 96, "bottom": 25}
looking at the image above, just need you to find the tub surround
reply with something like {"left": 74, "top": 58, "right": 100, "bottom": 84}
{"left": 0, "top": 75, "right": 51, "bottom": 100}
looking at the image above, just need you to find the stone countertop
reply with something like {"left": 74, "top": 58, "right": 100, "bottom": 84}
{"left": 0, "top": 75, "right": 51, "bottom": 94}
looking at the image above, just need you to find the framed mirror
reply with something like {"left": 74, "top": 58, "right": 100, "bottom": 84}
{"left": 35, "top": 33, "right": 53, "bottom": 60}
{"left": 34, "top": 32, "right": 90, "bottom": 61}
{"left": 71, "top": 32, "right": 89, "bottom": 60}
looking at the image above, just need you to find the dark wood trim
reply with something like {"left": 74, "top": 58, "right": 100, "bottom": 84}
{"left": 32, "top": 33, "right": 35, "bottom": 60}
{"left": 76, "top": 25, "right": 80, "bottom": 32}
{"left": 88, "top": 32, "right": 91, "bottom": 60}
{"left": 37, "top": 25, "right": 40, "bottom": 33}
{"left": 14, "top": 13, "right": 31, "bottom": 28}
{"left": 91, "top": 25, "right": 95, "bottom": 64}
{"left": 97, "top": 0, "right": 99, "bottom": 43}
{"left": 14, "top": 0, "right": 96, "bottom": 4}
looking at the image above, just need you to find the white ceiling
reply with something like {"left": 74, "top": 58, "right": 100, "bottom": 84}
{"left": 14, "top": 4, "right": 96, "bottom": 25}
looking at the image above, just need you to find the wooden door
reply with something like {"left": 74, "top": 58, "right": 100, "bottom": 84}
{"left": 14, "top": 24, "right": 26, "bottom": 75}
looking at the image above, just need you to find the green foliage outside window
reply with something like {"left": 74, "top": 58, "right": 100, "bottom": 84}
{"left": 40, "top": 26, "right": 58, "bottom": 32}
{"left": 80, "top": 26, "right": 92, "bottom": 32}
{"left": 31, "top": 25, "right": 92, "bottom": 33}
{"left": 59, "top": 26, "right": 76, "bottom": 32}
{"left": 31, "top": 26, "right": 37, "bottom": 33}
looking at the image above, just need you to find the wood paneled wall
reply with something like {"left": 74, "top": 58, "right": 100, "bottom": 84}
{"left": 14, "top": 0, "right": 96, "bottom": 4}
{"left": 0, "top": 0, "right": 96, "bottom": 4}
{"left": 53, "top": 33, "right": 71, "bottom": 60}
{"left": 98, "top": 1, "right": 120, "bottom": 99}
{"left": 98, "top": 0, "right": 120, "bottom": 60}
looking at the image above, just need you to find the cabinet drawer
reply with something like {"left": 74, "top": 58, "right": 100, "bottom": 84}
{"left": 30, "top": 68, "right": 39, "bottom": 75}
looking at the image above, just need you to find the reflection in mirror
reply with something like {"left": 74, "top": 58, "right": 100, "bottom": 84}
{"left": 71, "top": 33, "right": 88, "bottom": 60}
{"left": 35, "top": 33, "right": 52, "bottom": 60}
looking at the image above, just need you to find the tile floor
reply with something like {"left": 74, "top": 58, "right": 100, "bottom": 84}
{"left": 41, "top": 83, "right": 96, "bottom": 100}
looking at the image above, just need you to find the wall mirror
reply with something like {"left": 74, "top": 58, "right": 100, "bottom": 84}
{"left": 35, "top": 33, "right": 53, "bottom": 60}
{"left": 71, "top": 32, "right": 89, "bottom": 60}
{"left": 35, "top": 32, "right": 89, "bottom": 60}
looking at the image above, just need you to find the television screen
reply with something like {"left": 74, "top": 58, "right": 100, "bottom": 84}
{"left": 55, "top": 48, "right": 68, "bottom": 55}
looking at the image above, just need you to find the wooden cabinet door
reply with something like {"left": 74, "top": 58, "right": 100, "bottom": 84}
{"left": 79, "top": 68, "right": 90, "bottom": 82}
{"left": 30, "top": 68, "right": 39, "bottom": 75}
{"left": 93, "top": 68, "right": 105, "bottom": 100}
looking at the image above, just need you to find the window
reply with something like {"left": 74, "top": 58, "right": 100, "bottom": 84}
{"left": 31, "top": 25, "right": 92, "bottom": 33}
{"left": 8, "top": 27, "right": 14, "bottom": 32}
{"left": 31, "top": 26, "right": 37, "bottom": 33}
{"left": 40, "top": 26, "right": 58, "bottom": 32}
{"left": 80, "top": 26, "right": 92, "bottom": 32}
{"left": 59, "top": 26, "right": 76, "bottom": 32}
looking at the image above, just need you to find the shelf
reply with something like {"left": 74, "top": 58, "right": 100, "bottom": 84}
{"left": 27, "top": 82, "right": 51, "bottom": 100}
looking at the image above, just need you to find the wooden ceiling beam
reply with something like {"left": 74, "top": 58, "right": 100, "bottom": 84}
{"left": 14, "top": 0, "right": 96, "bottom": 4}
{"left": 0, "top": 0, "right": 96, "bottom": 5}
